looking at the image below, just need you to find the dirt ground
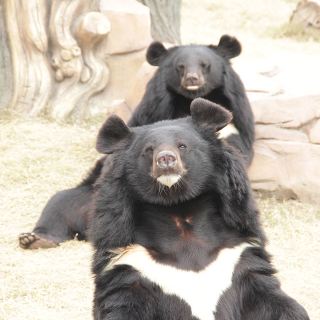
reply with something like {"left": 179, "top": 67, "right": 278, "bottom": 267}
{"left": 1, "top": 0, "right": 320, "bottom": 319}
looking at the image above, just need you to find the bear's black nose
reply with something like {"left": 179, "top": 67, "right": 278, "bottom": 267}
{"left": 156, "top": 151, "right": 177, "bottom": 169}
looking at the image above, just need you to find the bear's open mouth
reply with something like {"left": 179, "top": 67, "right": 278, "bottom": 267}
{"left": 156, "top": 174, "right": 182, "bottom": 188}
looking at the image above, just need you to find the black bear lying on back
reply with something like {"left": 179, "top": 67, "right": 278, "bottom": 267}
{"left": 91, "top": 98, "right": 308, "bottom": 320}
{"left": 19, "top": 35, "right": 255, "bottom": 249}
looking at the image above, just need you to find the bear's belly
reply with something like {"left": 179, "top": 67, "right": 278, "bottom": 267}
{"left": 106, "top": 242, "right": 252, "bottom": 320}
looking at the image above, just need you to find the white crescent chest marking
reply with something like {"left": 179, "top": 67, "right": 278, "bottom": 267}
{"left": 106, "top": 243, "right": 251, "bottom": 320}
{"left": 218, "top": 123, "right": 239, "bottom": 139}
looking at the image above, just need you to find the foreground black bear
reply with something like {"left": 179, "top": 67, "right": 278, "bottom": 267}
{"left": 19, "top": 34, "right": 255, "bottom": 249}
{"left": 91, "top": 98, "right": 308, "bottom": 320}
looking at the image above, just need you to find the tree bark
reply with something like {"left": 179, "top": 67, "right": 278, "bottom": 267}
{"left": 48, "top": 0, "right": 110, "bottom": 120}
{"left": 3, "top": 0, "right": 51, "bottom": 115}
{"left": 0, "top": 3, "right": 12, "bottom": 109}
{"left": 2, "top": 0, "right": 110, "bottom": 121}
{"left": 1, "top": 0, "right": 151, "bottom": 121}
{"left": 138, "top": 0, "right": 181, "bottom": 44}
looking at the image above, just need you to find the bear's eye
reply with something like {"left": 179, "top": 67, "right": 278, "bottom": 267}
{"left": 145, "top": 146, "right": 153, "bottom": 154}
{"left": 177, "top": 64, "right": 185, "bottom": 71}
{"left": 178, "top": 143, "right": 187, "bottom": 150}
{"left": 201, "top": 62, "right": 209, "bottom": 69}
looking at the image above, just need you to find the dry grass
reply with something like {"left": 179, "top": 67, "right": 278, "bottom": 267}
{"left": 258, "top": 196, "right": 320, "bottom": 319}
{"left": 0, "top": 114, "right": 100, "bottom": 320}
{"left": 1, "top": 113, "right": 319, "bottom": 320}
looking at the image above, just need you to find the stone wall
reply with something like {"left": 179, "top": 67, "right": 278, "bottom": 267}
{"left": 249, "top": 95, "right": 320, "bottom": 204}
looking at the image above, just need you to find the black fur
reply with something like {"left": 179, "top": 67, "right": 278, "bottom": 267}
{"left": 20, "top": 35, "right": 254, "bottom": 248}
{"left": 91, "top": 99, "right": 309, "bottom": 320}
{"left": 129, "top": 34, "right": 254, "bottom": 165}
{"left": 25, "top": 157, "right": 105, "bottom": 245}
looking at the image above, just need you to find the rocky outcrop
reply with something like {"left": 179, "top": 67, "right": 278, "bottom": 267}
{"left": 249, "top": 95, "right": 320, "bottom": 204}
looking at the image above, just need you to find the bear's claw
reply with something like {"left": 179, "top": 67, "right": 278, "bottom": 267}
{"left": 18, "top": 232, "right": 58, "bottom": 250}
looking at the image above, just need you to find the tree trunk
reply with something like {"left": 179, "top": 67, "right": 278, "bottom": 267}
{"left": 2, "top": 0, "right": 110, "bottom": 121}
{"left": 3, "top": 0, "right": 51, "bottom": 115}
{"left": 0, "top": 2, "right": 12, "bottom": 110}
{"left": 48, "top": 0, "right": 110, "bottom": 120}
{"left": 138, "top": 0, "right": 181, "bottom": 44}
{"left": 1, "top": 0, "right": 152, "bottom": 121}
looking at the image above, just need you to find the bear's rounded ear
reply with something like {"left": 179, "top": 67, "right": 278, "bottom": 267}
{"left": 146, "top": 41, "right": 168, "bottom": 66}
{"left": 96, "top": 115, "right": 131, "bottom": 154}
{"left": 191, "top": 98, "right": 233, "bottom": 132}
{"left": 210, "top": 35, "right": 241, "bottom": 60}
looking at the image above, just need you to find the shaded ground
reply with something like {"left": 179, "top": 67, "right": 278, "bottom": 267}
{"left": 1, "top": 0, "right": 320, "bottom": 319}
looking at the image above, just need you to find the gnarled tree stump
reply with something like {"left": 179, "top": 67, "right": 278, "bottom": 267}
{"left": 1, "top": 0, "right": 152, "bottom": 121}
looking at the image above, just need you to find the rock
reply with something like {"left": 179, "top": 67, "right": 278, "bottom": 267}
{"left": 252, "top": 95, "right": 320, "bottom": 128}
{"left": 255, "top": 124, "right": 308, "bottom": 142}
{"left": 249, "top": 94, "right": 320, "bottom": 205}
{"left": 309, "top": 119, "right": 320, "bottom": 144}
{"left": 107, "top": 99, "right": 132, "bottom": 123}
{"left": 249, "top": 140, "right": 320, "bottom": 204}
{"left": 90, "top": 49, "right": 148, "bottom": 112}
{"left": 85, "top": 0, "right": 153, "bottom": 116}
{"left": 125, "top": 61, "right": 157, "bottom": 110}
{"left": 290, "top": 0, "right": 320, "bottom": 29}
{"left": 100, "top": 0, "right": 152, "bottom": 54}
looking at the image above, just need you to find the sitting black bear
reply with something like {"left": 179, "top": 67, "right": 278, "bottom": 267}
{"left": 19, "top": 35, "right": 255, "bottom": 249}
{"left": 91, "top": 98, "right": 309, "bottom": 320}
{"left": 129, "top": 34, "right": 254, "bottom": 164}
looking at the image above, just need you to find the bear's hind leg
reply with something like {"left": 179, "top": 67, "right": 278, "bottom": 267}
{"left": 18, "top": 187, "right": 87, "bottom": 250}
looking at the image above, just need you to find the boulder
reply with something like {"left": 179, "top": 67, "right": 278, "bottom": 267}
{"left": 101, "top": 49, "right": 148, "bottom": 106}
{"left": 255, "top": 124, "right": 308, "bottom": 142}
{"left": 106, "top": 99, "right": 132, "bottom": 123}
{"left": 252, "top": 95, "right": 320, "bottom": 128}
{"left": 309, "top": 119, "right": 320, "bottom": 144}
{"left": 125, "top": 61, "right": 157, "bottom": 110}
{"left": 86, "top": 0, "right": 153, "bottom": 116}
{"left": 249, "top": 95, "right": 320, "bottom": 204}
{"left": 100, "top": 0, "right": 152, "bottom": 54}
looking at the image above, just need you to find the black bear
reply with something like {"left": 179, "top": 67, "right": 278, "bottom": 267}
{"left": 129, "top": 35, "right": 254, "bottom": 165}
{"left": 19, "top": 34, "right": 255, "bottom": 249}
{"left": 91, "top": 98, "right": 309, "bottom": 320}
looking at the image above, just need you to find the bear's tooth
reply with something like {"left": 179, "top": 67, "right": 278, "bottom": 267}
{"left": 186, "top": 85, "right": 200, "bottom": 91}
{"left": 157, "top": 174, "right": 181, "bottom": 188}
